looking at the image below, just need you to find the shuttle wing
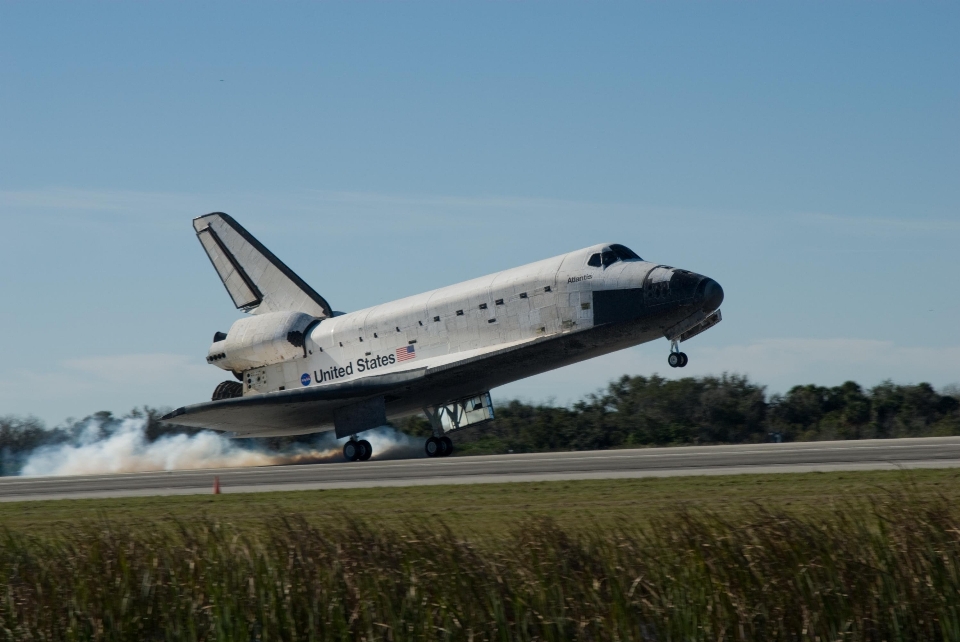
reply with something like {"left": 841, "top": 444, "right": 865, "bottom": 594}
{"left": 194, "top": 213, "right": 332, "bottom": 318}
{"left": 162, "top": 368, "right": 429, "bottom": 436}
{"left": 162, "top": 335, "right": 554, "bottom": 436}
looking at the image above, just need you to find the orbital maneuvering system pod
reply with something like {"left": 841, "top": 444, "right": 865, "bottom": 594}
{"left": 163, "top": 213, "right": 724, "bottom": 461}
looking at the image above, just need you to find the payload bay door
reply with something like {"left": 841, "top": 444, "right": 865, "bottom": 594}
{"left": 424, "top": 392, "right": 495, "bottom": 434}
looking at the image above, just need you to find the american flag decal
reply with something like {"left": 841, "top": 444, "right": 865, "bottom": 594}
{"left": 396, "top": 345, "right": 417, "bottom": 362}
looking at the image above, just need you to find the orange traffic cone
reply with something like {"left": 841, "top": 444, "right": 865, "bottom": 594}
{"left": 213, "top": 476, "right": 221, "bottom": 495}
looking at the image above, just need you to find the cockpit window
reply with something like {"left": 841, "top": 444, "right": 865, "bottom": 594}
{"left": 610, "top": 244, "right": 642, "bottom": 261}
{"left": 589, "top": 245, "right": 641, "bottom": 268}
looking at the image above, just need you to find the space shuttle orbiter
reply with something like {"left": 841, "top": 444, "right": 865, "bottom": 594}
{"left": 163, "top": 213, "right": 724, "bottom": 461}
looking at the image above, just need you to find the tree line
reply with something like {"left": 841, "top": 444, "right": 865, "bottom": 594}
{"left": 2, "top": 376, "right": 958, "bottom": 473}
{"left": 0, "top": 408, "right": 192, "bottom": 476}
{"left": 398, "top": 375, "right": 960, "bottom": 455}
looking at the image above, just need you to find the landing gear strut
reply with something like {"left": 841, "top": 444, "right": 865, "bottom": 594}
{"left": 343, "top": 438, "right": 372, "bottom": 462}
{"left": 668, "top": 340, "right": 688, "bottom": 368}
{"left": 421, "top": 406, "right": 455, "bottom": 458}
{"left": 425, "top": 435, "right": 453, "bottom": 458}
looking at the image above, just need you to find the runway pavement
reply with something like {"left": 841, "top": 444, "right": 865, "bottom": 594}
{"left": 2, "top": 436, "right": 960, "bottom": 502}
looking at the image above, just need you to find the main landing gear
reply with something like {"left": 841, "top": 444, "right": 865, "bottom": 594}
{"left": 343, "top": 438, "right": 372, "bottom": 462}
{"left": 425, "top": 435, "right": 453, "bottom": 458}
{"left": 668, "top": 341, "right": 689, "bottom": 368}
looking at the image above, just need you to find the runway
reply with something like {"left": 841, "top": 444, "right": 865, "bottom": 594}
{"left": 2, "top": 436, "right": 960, "bottom": 502}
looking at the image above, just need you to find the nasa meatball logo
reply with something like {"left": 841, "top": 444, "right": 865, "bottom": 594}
{"left": 300, "top": 373, "right": 311, "bottom": 386}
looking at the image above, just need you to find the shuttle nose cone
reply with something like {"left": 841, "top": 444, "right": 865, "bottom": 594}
{"left": 699, "top": 278, "right": 724, "bottom": 313}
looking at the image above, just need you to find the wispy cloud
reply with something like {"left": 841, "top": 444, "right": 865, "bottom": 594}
{"left": 692, "top": 339, "right": 960, "bottom": 385}
{"left": 0, "top": 188, "right": 210, "bottom": 213}
{"left": 796, "top": 211, "right": 960, "bottom": 234}
{"left": 0, "top": 186, "right": 678, "bottom": 238}
{"left": 0, "top": 186, "right": 619, "bottom": 213}
{"left": 62, "top": 353, "right": 212, "bottom": 386}
{"left": 0, "top": 353, "right": 224, "bottom": 423}
{"left": 302, "top": 189, "right": 603, "bottom": 211}
{"left": 3, "top": 187, "right": 953, "bottom": 236}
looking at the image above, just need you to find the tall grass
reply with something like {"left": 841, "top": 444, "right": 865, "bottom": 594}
{"left": 2, "top": 494, "right": 959, "bottom": 640}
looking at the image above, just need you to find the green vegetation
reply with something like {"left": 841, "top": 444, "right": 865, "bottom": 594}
{"left": 2, "top": 468, "right": 959, "bottom": 537}
{"left": 2, "top": 478, "right": 960, "bottom": 640}
{"left": 403, "top": 375, "right": 960, "bottom": 456}
{"left": 1, "top": 377, "right": 958, "bottom": 474}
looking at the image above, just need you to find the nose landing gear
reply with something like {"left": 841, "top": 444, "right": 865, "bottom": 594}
{"left": 343, "top": 438, "right": 373, "bottom": 462}
{"left": 668, "top": 341, "right": 689, "bottom": 368}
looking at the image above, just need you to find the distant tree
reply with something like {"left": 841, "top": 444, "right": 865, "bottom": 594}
{"left": 3, "top": 376, "right": 960, "bottom": 474}
{"left": 0, "top": 416, "right": 70, "bottom": 476}
{"left": 127, "top": 407, "right": 203, "bottom": 442}
{"left": 870, "top": 381, "right": 956, "bottom": 438}
{"left": 453, "top": 376, "right": 960, "bottom": 455}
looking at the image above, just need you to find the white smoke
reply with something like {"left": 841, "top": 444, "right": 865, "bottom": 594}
{"left": 18, "top": 417, "right": 426, "bottom": 477}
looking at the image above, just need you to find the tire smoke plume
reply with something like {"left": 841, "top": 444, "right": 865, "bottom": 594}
{"left": 17, "top": 418, "right": 425, "bottom": 477}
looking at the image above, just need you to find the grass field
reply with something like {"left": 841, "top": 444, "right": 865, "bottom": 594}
{"left": 2, "top": 468, "right": 960, "bottom": 640}
{"left": 2, "top": 467, "right": 959, "bottom": 536}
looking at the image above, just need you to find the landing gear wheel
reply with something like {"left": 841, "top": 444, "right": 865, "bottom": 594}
{"left": 357, "top": 439, "right": 373, "bottom": 461}
{"left": 668, "top": 352, "right": 682, "bottom": 368}
{"left": 425, "top": 436, "right": 442, "bottom": 457}
{"left": 343, "top": 440, "right": 361, "bottom": 462}
{"left": 678, "top": 352, "right": 688, "bottom": 368}
{"left": 440, "top": 436, "right": 453, "bottom": 457}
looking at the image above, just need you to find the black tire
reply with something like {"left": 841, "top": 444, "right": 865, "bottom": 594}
{"left": 678, "top": 352, "right": 689, "bottom": 368}
{"left": 437, "top": 437, "right": 450, "bottom": 457}
{"left": 667, "top": 353, "right": 681, "bottom": 368}
{"left": 211, "top": 380, "right": 243, "bottom": 401}
{"left": 425, "top": 437, "right": 441, "bottom": 457}
{"left": 440, "top": 436, "right": 453, "bottom": 457}
{"left": 358, "top": 440, "right": 373, "bottom": 461}
{"left": 343, "top": 441, "right": 360, "bottom": 462}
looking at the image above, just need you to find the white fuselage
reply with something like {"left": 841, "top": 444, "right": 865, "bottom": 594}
{"left": 174, "top": 213, "right": 724, "bottom": 439}
{"left": 210, "top": 244, "right": 679, "bottom": 399}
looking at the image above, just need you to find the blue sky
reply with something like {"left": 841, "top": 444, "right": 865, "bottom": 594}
{"left": 1, "top": 2, "right": 957, "bottom": 425}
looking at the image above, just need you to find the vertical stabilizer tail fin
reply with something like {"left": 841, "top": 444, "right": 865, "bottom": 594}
{"left": 193, "top": 212, "right": 332, "bottom": 318}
